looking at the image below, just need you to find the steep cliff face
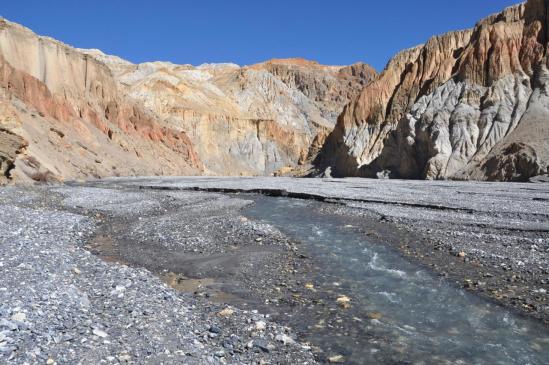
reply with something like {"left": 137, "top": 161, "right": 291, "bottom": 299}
{"left": 0, "top": 19, "right": 201, "bottom": 183}
{"left": 317, "top": 0, "right": 549, "bottom": 181}
{"left": 85, "top": 55, "right": 376, "bottom": 175}
{"left": 252, "top": 59, "right": 376, "bottom": 125}
{"left": 0, "top": 18, "right": 375, "bottom": 181}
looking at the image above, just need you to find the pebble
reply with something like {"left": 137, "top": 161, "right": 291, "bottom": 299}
{"left": 275, "top": 334, "right": 295, "bottom": 345}
{"left": 336, "top": 295, "right": 351, "bottom": 309}
{"left": 0, "top": 346, "right": 16, "bottom": 354}
{"left": 218, "top": 308, "right": 234, "bottom": 317}
{"left": 253, "top": 339, "right": 271, "bottom": 353}
{"left": 367, "top": 312, "right": 382, "bottom": 320}
{"left": 328, "top": 354, "right": 345, "bottom": 363}
{"left": 254, "top": 321, "right": 266, "bottom": 331}
{"left": 11, "top": 313, "right": 26, "bottom": 322}
{"left": 92, "top": 329, "right": 109, "bottom": 338}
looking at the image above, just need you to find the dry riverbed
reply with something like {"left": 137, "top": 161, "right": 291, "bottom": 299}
{"left": 1, "top": 177, "right": 548, "bottom": 364}
{"left": 0, "top": 185, "right": 316, "bottom": 364}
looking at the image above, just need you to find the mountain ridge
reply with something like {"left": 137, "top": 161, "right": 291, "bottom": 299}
{"left": 1, "top": 1, "right": 548, "bottom": 183}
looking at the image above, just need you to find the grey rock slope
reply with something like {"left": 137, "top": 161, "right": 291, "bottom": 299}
{"left": 316, "top": 0, "right": 549, "bottom": 181}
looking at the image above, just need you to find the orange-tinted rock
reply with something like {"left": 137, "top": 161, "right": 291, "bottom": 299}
{"left": 317, "top": 0, "right": 549, "bottom": 181}
{"left": 0, "top": 18, "right": 201, "bottom": 182}
{"left": 92, "top": 53, "right": 376, "bottom": 175}
{"left": 0, "top": 14, "right": 374, "bottom": 180}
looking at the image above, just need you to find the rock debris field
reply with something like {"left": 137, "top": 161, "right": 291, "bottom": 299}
{"left": 0, "top": 184, "right": 315, "bottom": 364}
{"left": 1, "top": 176, "right": 548, "bottom": 364}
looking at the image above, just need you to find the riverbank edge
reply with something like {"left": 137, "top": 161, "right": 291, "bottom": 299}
{"left": 135, "top": 184, "right": 549, "bottom": 325}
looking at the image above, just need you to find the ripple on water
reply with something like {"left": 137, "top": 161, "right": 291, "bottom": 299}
{"left": 368, "top": 252, "right": 407, "bottom": 278}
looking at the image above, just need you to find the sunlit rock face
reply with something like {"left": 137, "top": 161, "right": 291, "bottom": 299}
{"left": 0, "top": 19, "right": 201, "bottom": 183}
{"left": 86, "top": 55, "right": 376, "bottom": 176}
{"left": 317, "top": 0, "right": 549, "bottom": 181}
{"left": 0, "top": 18, "right": 376, "bottom": 182}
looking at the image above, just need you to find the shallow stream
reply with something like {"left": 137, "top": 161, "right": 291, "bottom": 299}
{"left": 244, "top": 197, "right": 549, "bottom": 364}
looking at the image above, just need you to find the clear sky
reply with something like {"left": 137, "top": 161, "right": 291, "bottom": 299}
{"left": 1, "top": 0, "right": 520, "bottom": 70}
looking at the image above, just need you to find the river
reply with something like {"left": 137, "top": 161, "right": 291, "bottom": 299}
{"left": 244, "top": 196, "right": 549, "bottom": 364}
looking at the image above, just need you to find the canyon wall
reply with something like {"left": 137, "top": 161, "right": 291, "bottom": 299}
{"left": 0, "top": 18, "right": 375, "bottom": 182}
{"left": 0, "top": 19, "right": 201, "bottom": 183}
{"left": 316, "top": 0, "right": 549, "bottom": 181}
{"left": 2, "top": 0, "right": 545, "bottom": 183}
{"left": 84, "top": 54, "right": 376, "bottom": 175}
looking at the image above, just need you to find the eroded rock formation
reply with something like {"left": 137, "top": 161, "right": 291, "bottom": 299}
{"left": 82, "top": 54, "right": 376, "bottom": 175}
{"left": 0, "top": 19, "right": 201, "bottom": 183}
{"left": 317, "top": 0, "right": 549, "bottom": 181}
{"left": 0, "top": 19, "right": 375, "bottom": 182}
{"left": 3, "top": 1, "right": 543, "bottom": 183}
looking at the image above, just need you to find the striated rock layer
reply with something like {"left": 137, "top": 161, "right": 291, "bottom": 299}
{"left": 0, "top": 19, "right": 203, "bottom": 183}
{"left": 82, "top": 54, "right": 376, "bottom": 175}
{"left": 317, "top": 0, "right": 549, "bottom": 181}
{"left": 0, "top": 18, "right": 375, "bottom": 182}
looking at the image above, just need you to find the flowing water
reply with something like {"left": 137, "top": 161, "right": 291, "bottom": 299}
{"left": 244, "top": 197, "right": 549, "bottom": 365}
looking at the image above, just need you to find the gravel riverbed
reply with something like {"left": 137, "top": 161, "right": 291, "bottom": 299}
{"left": 0, "top": 185, "right": 316, "bottom": 364}
{"left": 95, "top": 176, "right": 549, "bottom": 323}
{"left": 1, "top": 177, "right": 548, "bottom": 364}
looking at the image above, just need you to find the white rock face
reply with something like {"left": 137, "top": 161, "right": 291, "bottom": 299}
{"left": 317, "top": 0, "right": 549, "bottom": 181}
{"left": 384, "top": 73, "right": 534, "bottom": 179}
{"left": 463, "top": 66, "right": 549, "bottom": 181}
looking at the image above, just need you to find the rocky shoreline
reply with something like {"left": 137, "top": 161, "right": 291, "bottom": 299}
{"left": 0, "top": 185, "right": 316, "bottom": 364}
{"left": 1, "top": 177, "right": 548, "bottom": 364}
{"left": 98, "top": 177, "right": 549, "bottom": 324}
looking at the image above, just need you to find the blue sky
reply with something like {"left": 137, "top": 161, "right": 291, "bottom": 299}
{"left": 1, "top": 0, "right": 520, "bottom": 70}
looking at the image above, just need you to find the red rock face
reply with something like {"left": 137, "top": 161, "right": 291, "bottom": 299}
{"left": 0, "top": 55, "right": 75, "bottom": 123}
{"left": 317, "top": 0, "right": 549, "bottom": 181}
{"left": 110, "top": 104, "right": 201, "bottom": 168}
{"left": 0, "top": 19, "right": 202, "bottom": 182}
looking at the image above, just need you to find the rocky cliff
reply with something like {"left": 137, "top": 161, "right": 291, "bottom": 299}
{"left": 0, "top": 18, "right": 375, "bottom": 182}
{"left": 83, "top": 54, "right": 376, "bottom": 175}
{"left": 316, "top": 0, "right": 549, "bottom": 181}
{"left": 0, "top": 19, "right": 202, "bottom": 183}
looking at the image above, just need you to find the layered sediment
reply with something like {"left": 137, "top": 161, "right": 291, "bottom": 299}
{"left": 2, "top": 1, "right": 548, "bottom": 182}
{"left": 317, "top": 0, "right": 549, "bottom": 181}
{"left": 0, "top": 19, "right": 201, "bottom": 183}
{"left": 0, "top": 18, "right": 375, "bottom": 182}
{"left": 87, "top": 55, "right": 376, "bottom": 175}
